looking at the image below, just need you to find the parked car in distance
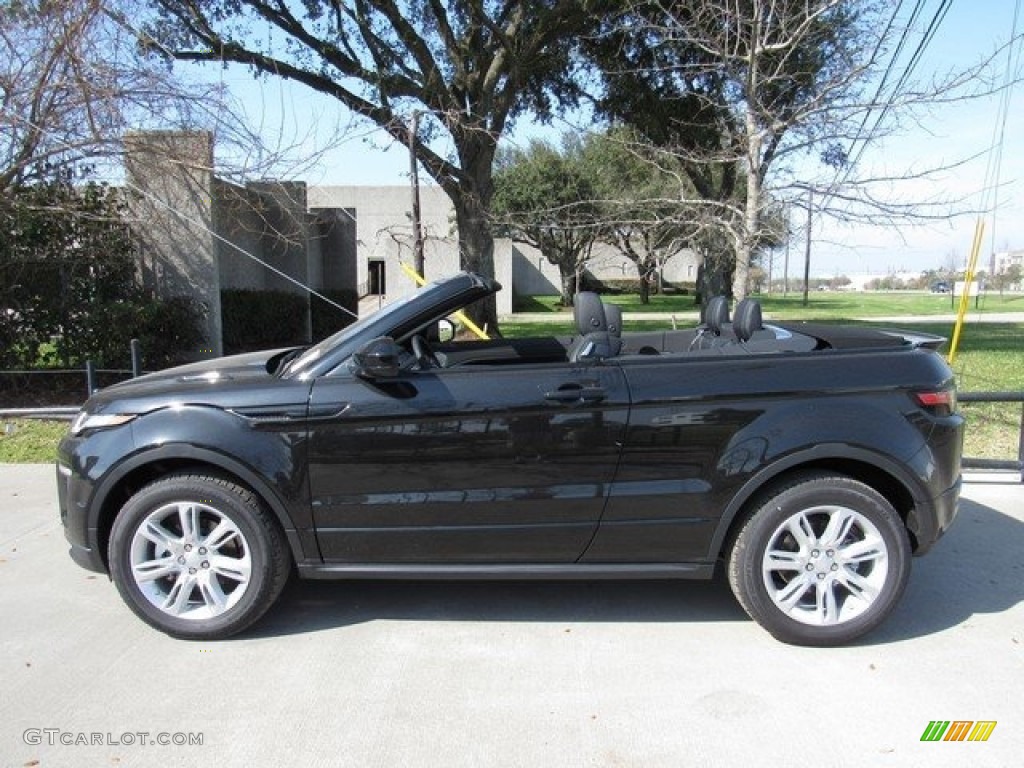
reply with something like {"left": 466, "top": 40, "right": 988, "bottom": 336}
{"left": 57, "top": 273, "right": 963, "bottom": 646}
{"left": 931, "top": 281, "right": 951, "bottom": 293}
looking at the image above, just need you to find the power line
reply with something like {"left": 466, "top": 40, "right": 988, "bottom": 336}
{"left": 841, "top": 0, "right": 951, "bottom": 182}
{"left": 843, "top": 0, "right": 926, "bottom": 172}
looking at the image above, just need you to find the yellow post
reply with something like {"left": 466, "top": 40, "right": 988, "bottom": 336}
{"left": 399, "top": 262, "right": 490, "bottom": 340}
{"left": 947, "top": 218, "right": 985, "bottom": 365}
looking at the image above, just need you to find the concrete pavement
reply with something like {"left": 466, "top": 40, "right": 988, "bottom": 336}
{"left": 1, "top": 464, "right": 1021, "bottom": 768}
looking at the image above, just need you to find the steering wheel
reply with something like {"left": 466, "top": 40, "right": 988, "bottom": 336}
{"left": 410, "top": 334, "right": 440, "bottom": 369}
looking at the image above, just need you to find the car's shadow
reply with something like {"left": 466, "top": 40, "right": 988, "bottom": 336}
{"left": 873, "top": 493, "right": 1024, "bottom": 643}
{"left": 247, "top": 495, "right": 1024, "bottom": 644}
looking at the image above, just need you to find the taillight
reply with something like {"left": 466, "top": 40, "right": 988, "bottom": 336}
{"left": 913, "top": 389, "right": 957, "bottom": 416}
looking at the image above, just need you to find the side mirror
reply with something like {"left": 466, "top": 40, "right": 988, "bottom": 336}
{"left": 437, "top": 318, "right": 456, "bottom": 343}
{"left": 352, "top": 336, "right": 403, "bottom": 379}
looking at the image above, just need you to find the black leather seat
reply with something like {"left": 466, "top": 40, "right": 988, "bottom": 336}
{"left": 732, "top": 298, "right": 764, "bottom": 343}
{"left": 692, "top": 295, "right": 730, "bottom": 349}
{"left": 703, "top": 295, "right": 730, "bottom": 335}
{"left": 567, "top": 292, "right": 621, "bottom": 362}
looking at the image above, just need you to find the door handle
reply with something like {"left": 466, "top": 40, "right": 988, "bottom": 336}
{"left": 544, "top": 384, "right": 607, "bottom": 404}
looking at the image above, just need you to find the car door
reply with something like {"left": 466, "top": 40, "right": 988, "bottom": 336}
{"left": 307, "top": 360, "right": 629, "bottom": 564}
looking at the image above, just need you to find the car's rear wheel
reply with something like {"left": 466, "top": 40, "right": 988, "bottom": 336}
{"left": 728, "top": 472, "right": 911, "bottom": 646}
{"left": 108, "top": 474, "right": 290, "bottom": 640}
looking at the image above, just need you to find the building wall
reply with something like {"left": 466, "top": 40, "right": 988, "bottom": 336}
{"left": 511, "top": 244, "right": 560, "bottom": 297}
{"left": 307, "top": 185, "right": 520, "bottom": 315}
{"left": 308, "top": 185, "right": 453, "bottom": 290}
{"left": 308, "top": 184, "right": 702, "bottom": 316}
{"left": 125, "top": 134, "right": 706, "bottom": 353}
{"left": 993, "top": 250, "right": 1024, "bottom": 290}
{"left": 125, "top": 130, "right": 222, "bottom": 356}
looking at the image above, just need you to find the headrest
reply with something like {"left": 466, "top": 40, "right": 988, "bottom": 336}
{"left": 603, "top": 303, "right": 622, "bottom": 337}
{"left": 702, "top": 295, "right": 730, "bottom": 335}
{"left": 573, "top": 292, "right": 607, "bottom": 336}
{"left": 733, "top": 298, "right": 763, "bottom": 342}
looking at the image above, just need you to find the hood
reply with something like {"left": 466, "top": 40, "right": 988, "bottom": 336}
{"left": 82, "top": 348, "right": 306, "bottom": 416}
{"left": 127, "top": 348, "right": 291, "bottom": 385}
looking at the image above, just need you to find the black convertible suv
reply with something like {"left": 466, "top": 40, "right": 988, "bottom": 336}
{"left": 57, "top": 273, "right": 963, "bottom": 645}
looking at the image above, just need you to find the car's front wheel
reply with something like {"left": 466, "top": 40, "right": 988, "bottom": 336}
{"left": 108, "top": 474, "right": 290, "bottom": 640}
{"left": 728, "top": 472, "right": 911, "bottom": 646}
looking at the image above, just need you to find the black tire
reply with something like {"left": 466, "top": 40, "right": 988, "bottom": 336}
{"left": 727, "top": 472, "right": 911, "bottom": 646}
{"left": 108, "top": 474, "right": 290, "bottom": 640}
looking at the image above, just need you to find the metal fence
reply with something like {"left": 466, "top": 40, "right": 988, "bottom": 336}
{"left": 959, "top": 391, "right": 1024, "bottom": 482}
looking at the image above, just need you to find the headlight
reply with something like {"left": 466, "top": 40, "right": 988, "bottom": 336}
{"left": 70, "top": 412, "right": 137, "bottom": 435}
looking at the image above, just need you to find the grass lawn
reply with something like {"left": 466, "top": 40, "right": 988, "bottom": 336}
{"left": 515, "top": 290, "right": 1024, "bottom": 319}
{"left": 0, "top": 419, "right": 68, "bottom": 463}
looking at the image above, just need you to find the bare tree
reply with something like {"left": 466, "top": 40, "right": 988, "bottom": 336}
{"left": 591, "top": 0, "right": 1014, "bottom": 301}
{"left": 0, "top": 0, "right": 237, "bottom": 191}
{"left": 139, "top": 0, "right": 610, "bottom": 332}
{"left": 584, "top": 130, "right": 701, "bottom": 303}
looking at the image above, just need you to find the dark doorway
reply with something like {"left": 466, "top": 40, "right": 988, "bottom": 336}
{"left": 368, "top": 260, "right": 386, "bottom": 295}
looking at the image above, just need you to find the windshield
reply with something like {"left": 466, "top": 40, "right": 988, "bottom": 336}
{"left": 281, "top": 278, "right": 461, "bottom": 378}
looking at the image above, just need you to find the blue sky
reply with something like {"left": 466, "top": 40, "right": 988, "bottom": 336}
{"left": 203, "top": 0, "right": 1024, "bottom": 278}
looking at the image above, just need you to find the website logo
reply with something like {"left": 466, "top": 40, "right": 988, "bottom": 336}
{"left": 920, "top": 721, "right": 997, "bottom": 742}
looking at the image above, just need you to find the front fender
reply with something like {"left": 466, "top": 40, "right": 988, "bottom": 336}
{"left": 84, "top": 405, "right": 316, "bottom": 566}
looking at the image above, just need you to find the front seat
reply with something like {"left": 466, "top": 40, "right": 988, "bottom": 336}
{"left": 692, "top": 295, "right": 730, "bottom": 349}
{"left": 603, "top": 303, "right": 622, "bottom": 339}
{"left": 732, "top": 298, "right": 765, "bottom": 343}
{"left": 567, "top": 292, "right": 621, "bottom": 362}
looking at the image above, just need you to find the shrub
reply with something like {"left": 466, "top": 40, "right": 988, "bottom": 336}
{"left": 220, "top": 289, "right": 309, "bottom": 354}
{"left": 0, "top": 180, "right": 204, "bottom": 370}
{"left": 136, "top": 297, "right": 206, "bottom": 369}
{"left": 311, "top": 289, "right": 359, "bottom": 341}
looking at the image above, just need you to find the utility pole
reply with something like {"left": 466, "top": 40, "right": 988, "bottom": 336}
{"left": 408, "top": 110, "right": 425, "bottom": 278}
{"left": 803, "top": 189, "right": 812, "bottom": 307}
{"left": 783, "top": 238, "right": 790, "bottom": 296}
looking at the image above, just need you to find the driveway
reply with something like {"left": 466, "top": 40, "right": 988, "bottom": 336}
{"left": 1, "top": 465, "right": 1021, "bottom": 768}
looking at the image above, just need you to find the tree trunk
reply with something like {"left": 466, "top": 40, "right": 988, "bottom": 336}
{"left": 696, "top": 257, "right": 733, "bottom": 305}
{"left": 448, "top": 135, "right": 500, "bottom": 335}
{"left": 637, "top": 261, "right": 650, "bottom": 304}
{"left": 734, "top": 110, "right": 761, "bottom": 302}
{"left": 558, "top": 267, "right": 578, "bottom": 306}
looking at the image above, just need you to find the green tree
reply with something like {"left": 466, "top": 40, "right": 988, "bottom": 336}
{"left": 583, "top": 129, "right": 706, "bottom": 304}
{"left": 992, "top": 263, "right": 1022, "bottom": 296}
{"left": 0, "top": 181, "right": 202, "bottom": 368}
{"left": 492, "top": 139, "right": 602, "bottom": 305}
{"left": 141, "top": 0, "right": 612, "bottom": 333}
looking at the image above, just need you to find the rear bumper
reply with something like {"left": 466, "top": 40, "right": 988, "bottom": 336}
{"left": 912, "top": 474, "right": 961, "bottom": 555}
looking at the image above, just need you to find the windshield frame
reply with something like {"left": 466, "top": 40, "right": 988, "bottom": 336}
{"left": 280, "top": 272, "right": 497, "bottom": 379}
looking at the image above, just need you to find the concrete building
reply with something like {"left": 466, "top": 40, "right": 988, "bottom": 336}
{"left": 128, "top": 131, "right": 702, "bottom": 353}
{"left": 127, "top": 131, "right": 353, "bottom": 355}
{"left": 992, "top": 249, "right": 1024, "bottom": 290}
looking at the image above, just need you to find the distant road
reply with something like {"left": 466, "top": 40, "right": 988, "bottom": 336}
{"left": 505, "top": 311, "right": 1024, "bottom": 324}
{"left": 859, "top": 313, "right": 1024, "bottom": 324}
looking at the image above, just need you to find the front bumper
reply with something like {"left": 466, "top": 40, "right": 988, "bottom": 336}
{"left": 56, "top": 460, "right": 107, "bottom": 574}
